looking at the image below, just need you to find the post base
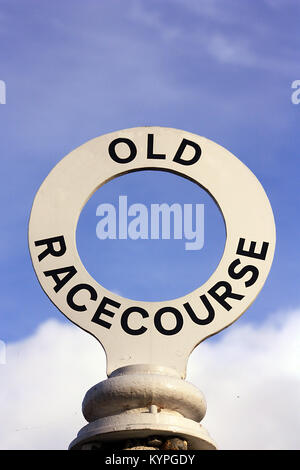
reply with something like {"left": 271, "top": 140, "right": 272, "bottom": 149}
{"left": 69, "top": 409, "right": 216, "bottom": 450}
{"left": 69, "top": 365, "right": 217, "bottom": 450}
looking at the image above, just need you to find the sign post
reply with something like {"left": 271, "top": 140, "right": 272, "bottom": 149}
{"left": 29, "top": 127, "right": 276, "bottom": 450}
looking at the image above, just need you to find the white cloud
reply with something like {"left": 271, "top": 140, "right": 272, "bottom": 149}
{"left": 188, "top": 308, "right": 300, "bottom": 450}
{"left": 0, "top": 309, "right": 300, "bottom": 450}
{"left": 0, "top": 320, "right": 106, "bottom": 450}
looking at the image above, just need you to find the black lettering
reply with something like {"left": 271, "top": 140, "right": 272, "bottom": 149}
{"left": 43, "top": 266, "right": 77, "bottom": 293}
{"left": 34, "top": 235, "right": 66, "bottom": 261}
{"left": 91, "top": 296, "right": 121, "bottom": 329}
{"left": 121, "top": 307, "right": 148, "bottom": 335}
{"left": 108, "top": 137, "right": 137, "bottom": 164}
{"left": 237, "top": 238, "right": 269, "bottom": 260}
{"left": 154, "top": 307, "right": 183, "bottom": 336}
{"left": 208, "top": 281, "right": 244, "bottom": 311}
{"left": 67, "top": 283, "right": 97, "bottom": 312}
{"left": 228, "top": 259, "right": 259, "bottom": 288}
{"left": 147, "top": 134, "right": 166, "bottom": 160}
{"left": 183, "top": 295, "right": 215, "bottom": 325}
{"left": 173, "top": 138, "right": 201, "bottom": 166}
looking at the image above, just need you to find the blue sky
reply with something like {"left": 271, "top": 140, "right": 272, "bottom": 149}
{"left": 1, "top": 0, "right": 299, "bottom": 341}
{"left": 0, "top": 0, "right": 300, "bottom": 449}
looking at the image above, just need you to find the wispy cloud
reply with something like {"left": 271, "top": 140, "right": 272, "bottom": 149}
{"left": 128, "top": 0, "right": 300, "bottom": 74}
{"left": 207, "top": 34, "right": 258, "bottom": 67}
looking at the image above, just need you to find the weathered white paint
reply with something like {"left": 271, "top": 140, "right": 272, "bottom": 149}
{"left": 29, "top": 127, "right": 275, "bottom": 378}
{"left": 69, "top": 365, "right": 217, "bottom": 450}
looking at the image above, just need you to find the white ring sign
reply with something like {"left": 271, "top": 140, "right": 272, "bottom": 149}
{"left": 28, "top": 127, "right": 276, "bottom": 378}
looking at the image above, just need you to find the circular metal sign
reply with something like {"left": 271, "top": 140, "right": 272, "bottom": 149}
{"left": 28, "top": 127, "right": 276, "bottom": 378}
